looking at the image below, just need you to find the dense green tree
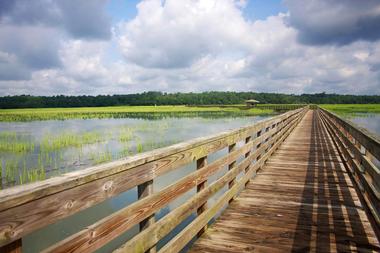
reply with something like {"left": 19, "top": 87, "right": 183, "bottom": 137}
{"left": 0, "top": 92, "right": 379, "bottom": 109}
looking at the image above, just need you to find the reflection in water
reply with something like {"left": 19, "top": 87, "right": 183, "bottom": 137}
{"left": 342, "top": 113, "right": 380, "bottom": 137}
{"left": 341, "top": 113, "right": 380, "bottom": 177}
{"left": 24, "top": 187, "right": 138, "bottom": 253}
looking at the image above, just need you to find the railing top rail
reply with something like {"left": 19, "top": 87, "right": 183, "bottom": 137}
{"left": 318, "top": 106, "right": 380, "bottom": 162}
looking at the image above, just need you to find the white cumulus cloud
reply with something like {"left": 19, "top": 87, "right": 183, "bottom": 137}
{"left": 0, "top": 0, "right": 379, "bottom": 95}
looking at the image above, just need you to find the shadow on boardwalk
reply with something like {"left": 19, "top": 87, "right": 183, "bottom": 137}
{"left": 291, "top": 111, "right": 373, "bottom": 252}
{"left": 190, "top": 110, "right": 380, "bottom": 253}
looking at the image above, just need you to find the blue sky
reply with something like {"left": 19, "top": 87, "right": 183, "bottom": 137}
{"left": 107, "top": 0, "right": 140, "bottom": 23}
{"left": 0, "top": 0, "right": 379, "bottom": 95}
{"left": 106, "top": 0, "right": 288, "bottom": 22}
{"left": 243, "top": 0, "right": 287, "bottom": 20}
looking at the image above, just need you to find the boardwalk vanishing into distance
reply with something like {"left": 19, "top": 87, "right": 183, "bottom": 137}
{"left": 190, "top": 110, "right": 380, "bottom": 252}
{"left": 0, "top": 107, "right": 379, "bottom": 253}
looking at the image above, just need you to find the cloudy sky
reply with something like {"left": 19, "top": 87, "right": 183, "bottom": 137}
{"left": 0, "top": 0, "right": 380, "bottom": 96}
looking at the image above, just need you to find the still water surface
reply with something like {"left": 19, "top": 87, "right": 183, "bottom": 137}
{"left": 342, "top": 113, "right": 380, "bottom": 137}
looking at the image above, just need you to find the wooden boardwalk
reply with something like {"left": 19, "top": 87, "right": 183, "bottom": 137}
{"left": 190, "top": 110, "right": 380, "bottom": 252}
{"left": 2, "top": 107, "right": 379, "bottom": 253}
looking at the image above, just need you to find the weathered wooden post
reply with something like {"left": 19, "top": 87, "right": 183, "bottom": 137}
{"left": 244, "top": 136, "right": 252, "bottom": 187}
{"left": 0, "top": 239, "right": 22, "bottom": 253}
{"left": 264, "top": 126, "right": 271, "bottom": 153}
{"left": 138, "top": 180, "right": 156, "bottom": 253}
{"left": 256, "top": 130, "right": 262, "bottom": 161}
{"left": 228, "top": 143, "right": 237, "bottom": 203}
{"left": 196, "top": 156, "right": 208, "bottom": 236}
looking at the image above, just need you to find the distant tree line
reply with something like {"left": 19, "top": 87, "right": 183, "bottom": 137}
{"left": 0, "top": 92, "right": 379, "bottom": 109}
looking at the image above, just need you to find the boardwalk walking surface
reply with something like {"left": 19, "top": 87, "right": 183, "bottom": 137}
{"left": 190, "top": 110, "right": 380, "bottom": 252}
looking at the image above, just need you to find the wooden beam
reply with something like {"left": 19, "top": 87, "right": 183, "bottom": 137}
{"left": 244, "top": 136, "right": 252, "bottom": 187}
{"left": 0, "top": 239, "right": 22, "bottom": 253}
{"left": 228, "top": 143, "right": 237, "bottom": 203}
{"left": 138, "top": 180, "right": 156, "bottom": 253}
{"left": 196, "top": 156, "right": 207, "bottom": 236}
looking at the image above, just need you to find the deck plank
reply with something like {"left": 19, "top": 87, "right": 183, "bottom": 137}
{"left": 189, "top": 110, "right": 380, "bottom": 253}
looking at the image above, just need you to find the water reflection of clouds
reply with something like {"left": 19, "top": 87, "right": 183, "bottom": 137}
{"left": 345, "top": 114, "right": 380, "bottom": 137}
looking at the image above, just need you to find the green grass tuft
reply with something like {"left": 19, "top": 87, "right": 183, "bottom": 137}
{"left": 0, "top": 105, "right": 275, "bottom": 122}
{"left": 320, "top": 104, "right": 380, "bottom": 114}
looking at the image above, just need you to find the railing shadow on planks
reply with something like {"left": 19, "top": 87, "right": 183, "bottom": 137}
{"left": 0, "top": 106, "right": 308, "bottom": 253}
{"left": 318, "top": 106, "right": 380, "bottom": 237}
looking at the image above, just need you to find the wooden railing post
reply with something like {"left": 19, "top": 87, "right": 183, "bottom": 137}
{"left": 264, "top": 126, "right": 271, "bottom": 153}
{"left": 268, "top": 123, "right": 277, "bottom": 150}
{"left": 244, "top": 136, "right": 252, "bottom": 187}
{"left": 365, "top": 149, "right": 375, "bottom": 164}
{"left": 138, "top": 180, "right": 156, "bottom": 253}
{"left": 196, "top": 156, "right": 208, "bottom": 236}
{"left": 256, "top": 130, "right": 262, "bottom": 161}
{"left": 228, "top": 143, "right": 237, "bottom": 203}
{"left": 0, "top": 239, "right": 22, "bottom": 253}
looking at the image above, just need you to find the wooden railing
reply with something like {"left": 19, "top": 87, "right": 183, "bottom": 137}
{"left": 0, "top": 107, "right": 308, "bottom": 252}
{"left": 256, "top": 104, "right": 306, "bottom": 111}
{"left": 318, "top": 107, "right": 380, "bottom": 235}
{"left": 189, "top": 104, "right": 306, "bottom": 111}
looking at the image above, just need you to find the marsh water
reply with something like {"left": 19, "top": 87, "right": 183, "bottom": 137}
{"left": 342, "top": 113, "right": 380, "bottom": 137}
{"left": 0, "top": 114, "right": 273, "bottom": 189}
{"left": 0, "top": 113, "right": 273, "bottom": 252}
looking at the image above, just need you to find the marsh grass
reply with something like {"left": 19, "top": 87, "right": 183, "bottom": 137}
{"left": 3, "top": 160, "right": 18, "bottom": 186}
{"left": 0, "top": 105, "right": 274, "bottom": 122}
{"left": 0, "top": 129, "right": 109, "bottom": 188}
{"left": 41, "top": 131, "right": 104, "bottom": 151}
{"left": 119, "top": 127, "right": 134, "bottom": 142}
{"left": 0, "top": 141, "right": 35, "bottom": 153}
{"left": 0, "top": 131, "right": 34, "bottom": 153}
{"left": 320, "top": 104, "right": 380, "bottom": 114}
{"left": 118, "top": 144, "right": 131, "bottom": 158}
{"left": 0, "top": 131, "right": 17, "bottom": 139}
{"left": 92, "top": 151, "right": 112, "bottom": 164}
{"left": 136, "top": 142, "right": 144, "bottom": 153}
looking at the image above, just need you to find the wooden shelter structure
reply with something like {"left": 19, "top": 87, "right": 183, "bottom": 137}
{"left": 245, "top": 99, "right": 260, "bottom": 107}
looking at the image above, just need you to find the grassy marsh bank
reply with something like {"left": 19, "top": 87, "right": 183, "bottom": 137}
{"left": 320, "top": 104, "right": 380, "bottom": 114}
{"left": 0, "top": 105, "right": 274, "bottom": 122}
